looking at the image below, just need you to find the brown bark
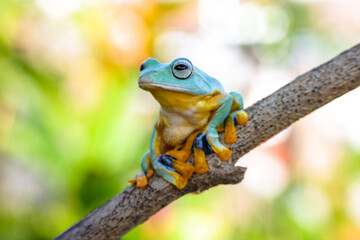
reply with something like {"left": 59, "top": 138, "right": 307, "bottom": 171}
{"left": 54, "top": 44, "right": 360, "bottom": 240}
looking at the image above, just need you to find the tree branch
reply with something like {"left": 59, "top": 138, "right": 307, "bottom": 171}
{"left": 54, "top": 44, "right": 360, "bottom": 240}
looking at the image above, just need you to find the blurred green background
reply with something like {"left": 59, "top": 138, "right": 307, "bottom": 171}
{"left": 1, "top": 0, "right": 360, "bottom": 239}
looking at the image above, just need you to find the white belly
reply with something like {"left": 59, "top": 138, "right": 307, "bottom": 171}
{"left": 161, "top": 108, "right": 208, "bottom": 146}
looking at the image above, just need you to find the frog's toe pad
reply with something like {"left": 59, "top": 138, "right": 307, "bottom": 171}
{"left": 172, "top": 160, "right": 194, "bottom": 179}
{"left": 194, "top": 147, "right": 209, "bottom": 174}
{"left": 128, "top": 178, "right": 136, "bottom": 184}
{"left": 224, "top": 116, "right": 237, "bottom": 144}
{"left": 166, "top": 148, "right": 190, "bottom": 163}
{"left": 128, "top": 171, "right": 148, "bottom": 188}
{"left": 146, "top": 168, "right": 154, "bottom": 178}
{"left": 215, "top": 147, "right": 232, "bottom": 162}
{"left": 236, "top": 110, "right": 249, "bottom": 126}
{"left": 158, "top": 154, "right": 194, "bottom": 179}
{"left": 174, "top": 175, "right": 188, "bottom": 190}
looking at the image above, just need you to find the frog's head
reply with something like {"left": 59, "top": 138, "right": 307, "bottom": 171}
{"left": 138, "top": 58, "right": 221, "bottom": 95}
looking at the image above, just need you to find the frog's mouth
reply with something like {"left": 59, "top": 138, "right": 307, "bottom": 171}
{"left": 138, "top": 81, "right": 195, "bottom": 92}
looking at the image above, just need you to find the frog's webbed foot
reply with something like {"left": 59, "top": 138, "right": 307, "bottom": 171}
{"left": 128, "top": 169, "right": 154, "bottom": 188}
{"left": 210, "top": 128, "right": 233, "bottom": 162}
{"left": 216, "top": 110, "right": 249, "bottom": 144}
{"left": 153, "top": 154, "right": 195, "bottom": 189}
{"left": 165, "top": 130, "right": 201, "bottom": 163}
{"left": 195, "top": 107, "right": 248, "bottom": 171}
{"left": 192, "top": 129, "right": 232, "bottom": 175}
{"left": 129, "top": 152, "right": 154, "bottom": 188}
{"left": 192, "top": 132, "right": 213, "bottom": 174}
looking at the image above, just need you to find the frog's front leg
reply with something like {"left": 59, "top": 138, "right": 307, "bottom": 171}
{"left": 205, "top": 94, "right": 234, "bottom": 162}
{"left": 229, "top": 91, "right": 249, "bottom": 125}
{"left": 222, "top": 91, "right": 249, "bottom": 144}
{"left": 192, "top": 94, "right": 233, "bottom": 174}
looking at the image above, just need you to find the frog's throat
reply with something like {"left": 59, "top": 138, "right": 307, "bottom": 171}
{"left": 138, "top": 82, "right": 196, "bottom": 93}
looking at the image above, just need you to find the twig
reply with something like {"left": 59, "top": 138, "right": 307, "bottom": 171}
{"left": 54, "top": 44, "right": 360, "bottom": 240}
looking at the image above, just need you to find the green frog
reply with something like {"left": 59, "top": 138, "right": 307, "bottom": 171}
{"left": 129, "top": 58, "right": 248, "bottom": 189}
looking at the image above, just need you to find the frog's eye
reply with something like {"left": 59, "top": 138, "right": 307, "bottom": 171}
{"left": 140, "top": 62, "right": 145, "bottom": 71}
{"left": 171, "top": 58, "right": 194, "bottom": 79}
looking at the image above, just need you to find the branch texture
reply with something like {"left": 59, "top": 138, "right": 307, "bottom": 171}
{"left": 54, "top": 44, "right": 360, "bottom": 240}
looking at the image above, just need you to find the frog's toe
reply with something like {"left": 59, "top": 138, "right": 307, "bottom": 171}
{"left": 172, "top": 159, "right": 194, "bottom": 179}
{"left": 146, "top": 168, "right": 154, "bottom": 178}
{"left": 153, "top": 155, "right": 190, "bottom": 189}
{"left": 214, "top": 147, "right": 232, "bottom": 162}
{"left": 206, "top": 129, "right": 232, "bottom": 162}
{"left": 194, "top": 147, "right": 209, "bottom": 174}
{"left": 224, "top": 110, "right": 249, "bottom": 144}
{"left": 224, "top": 114, "right": 237, "bottom": 144}
{"left": 235, "top": 110, "right": 249, "bottom": 126}
{"left": 166, "top": 130, "right": 201, "bottom": 163}
{"left": 128, "top": 178, "right": 136, "bottom": 184}
{"left": 157, "top": 154, "right": 194, "bottom": 179}
{"left": 166, "top": 147, "right": 190, "bottom": 163}
{"left": 193, "top": 133, "right": 211, "bottom": 174}
{"left": 128, "top": 171, "right": 149, "bottom": 188}
{"left": 135, "top": 172, "right": 148, "bottom": 188}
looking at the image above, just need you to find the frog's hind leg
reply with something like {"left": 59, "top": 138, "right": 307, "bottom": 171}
{"left": 165, "top": 130, "right": 201, "bottom": 163}
{"left": 128, "top": 151, "right": 154, "bottom": 188}
{"left": 161, "top": 130, "right": 200, "bottom": 180}
{"left": 204, "top": 95, "right": 234, "bottom": 162}
{"left": 152, "top": 155, "right": 193, "bottom": 189}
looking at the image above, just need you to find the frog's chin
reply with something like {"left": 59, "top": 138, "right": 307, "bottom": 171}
{"left": 138, "top": 82, "right": 195, "bottom": 93}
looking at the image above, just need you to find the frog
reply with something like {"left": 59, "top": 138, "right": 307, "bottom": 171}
{"left": 129, "top": 57, "right": 249, "bottom": 190}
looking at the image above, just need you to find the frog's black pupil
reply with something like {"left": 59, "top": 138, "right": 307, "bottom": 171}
{"left": 140, "top": 63, "right": 145, "bottom": 71}
{"left": 174, "top": 64, "right": 188, "bottom": 71}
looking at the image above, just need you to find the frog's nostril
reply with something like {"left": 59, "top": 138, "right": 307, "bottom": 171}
{"left": 140, "top": 63, "right": 145, "bottom": 71}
